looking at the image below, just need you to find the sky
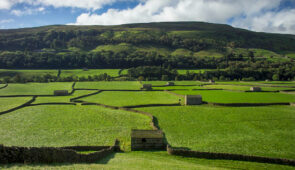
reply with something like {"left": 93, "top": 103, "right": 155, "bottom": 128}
{"left": 0, "top": 0, "right": 295, "bottom": 34}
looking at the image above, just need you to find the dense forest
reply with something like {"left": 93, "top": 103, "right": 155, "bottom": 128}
{"left": 0, "top": 22, "right": 295, "bottom": 81}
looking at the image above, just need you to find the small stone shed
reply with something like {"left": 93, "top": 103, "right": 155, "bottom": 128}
{"left": 141, "top": 84, "right": 152, "bottom": 90}
{"left": 166, "top": 82, "right": 175, "bottom": 86}
{"left": 209, "top": 80, "right": 215, "bottom": 83}
{"left": 131, "top": 130, "right": 165, "bottom": 151}
{"left": 250, "top": 87, "right": 261, "bottom": 92}
{"left": 290, "top": 103, "right": 295, "bottom": 107}
{"left": 185, "top": 95, "right": 202, "bottom": 105}
{"left": 54, "top": 90, "right": 69, "bottom": 96}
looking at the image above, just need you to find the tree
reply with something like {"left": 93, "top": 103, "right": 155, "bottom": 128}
{"left": 272, "top": 74, "right": 280, "bottom": 81}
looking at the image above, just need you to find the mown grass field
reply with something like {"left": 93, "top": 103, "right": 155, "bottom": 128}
{"left": 203, "top": 84, "right": 295, "bottom": 91}
{"left": 82, "top": 91, "right": 182, "bottom": 107}
{"left": 1, "top": 151, "right": 292, "bottom": 170}
{"left": 0, "top": 80, "right": 295, "bottom": 169}
{"left": 174, "top": 90, "right": 295, "bottom": 103}
{"left": 32, "top": 90, "right": 95, "bottom": 104}
{"left": 0, "top": 82, "right": 73, "bottom": 95}
{"left": 138, "top": 105, "right": 295, "bottom": 159}
{"left": 76, "top": 81, "right": 141, "bottom": 90}
{"left": 0, "top": 97, "right": 32, "bottom": 112}
{"left": 0, "top": 105, "right": 151, "bottom": 150}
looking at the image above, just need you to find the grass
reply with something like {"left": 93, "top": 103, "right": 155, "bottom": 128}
{"left": 60, "top": 69, "right": 120, "bottom": 78}
{"left": 204, "top": 84, "right": 295, "bottom": 91}
{"left": 0, "top": 105, "right": 152, "bottom": 150}
{"left": 82, "top": 91, "right": 182, "bottom": 107}
{"left": 142, "top": 81, "right": 206, "bottom": 86}
{"left": 174, "top": 90, "right": 295, "bottom": 103}
{"left": 171, "top": 48, "right": 194, "bottom": 57}
{"left": 92, "top": 43, "right": 172, "bottom": 56}
{"left": 137, "top": 105, "right": 295, "bottom": 159}
{"left": 194, "top": 49, "right": 224, "bottom": 58}
{"left": 32, "top": 90, "right": 95, "bottom": 104}
{"left": 0, "top": 82, "right": 73, "bottom": 95}
{"left": 75, "top": 81, "right": 141, "bottom": 90}
{"left": 1, "top": 151, "right": 293, "bottom": 169}
{"left": 0, "top": 97, "right": 32, "bottom": 112}
{"left": 0, "top": 69, "right": 58, "bottom": 78}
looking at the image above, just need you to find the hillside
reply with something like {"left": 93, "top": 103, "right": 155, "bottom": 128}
{"left": 0, "top": 22, "right": 295, "bottom": 69}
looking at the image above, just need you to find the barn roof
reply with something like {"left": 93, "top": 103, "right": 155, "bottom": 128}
{"left": 131, "top": 130, "right": 163, "bottom": 138}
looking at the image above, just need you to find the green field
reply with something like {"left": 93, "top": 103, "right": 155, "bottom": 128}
{"left": 174, "top": 90, "right": 295, "bottom": 103}
{"left": 32, "top": 90, "right": 94, "bottom": 104}
{"left": 0, "top": 97, "right": 31, "bottom": 112}
{"left": 76, "top": 81, "right": 141, "bottom": 90}
{"left": 0, "top": 69, "right": 58, "bottom": 78}
{"left": 83, "top": 91, "right": 182, "bottom": 107}
{"left": 0, "top": 81, "right": 295, "bottom": 168}
{"left": 2, "top": 151, "right": 292, "bottom": 170}
{"left": 60, "top": 69, "right": 120, "bottom": 78}
{"left": 0, "top": 82, "right": 73, "bottom": 95}
{"left": 0, "top": 105, "right": 151, "bottom": 149}
{"left": 203, "top": 84, "right": 295, "bottom": 91}
{"left": 138, "top": 105, "right": 295, "bottom": 159}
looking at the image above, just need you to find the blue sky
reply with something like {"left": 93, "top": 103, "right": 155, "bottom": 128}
{"left": 0, "top": 0, "right": 295, "bottom": 34}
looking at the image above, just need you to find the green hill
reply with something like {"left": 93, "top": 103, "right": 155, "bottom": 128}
{"left": 0, "top": 22, "right": 294, "bottom": 69}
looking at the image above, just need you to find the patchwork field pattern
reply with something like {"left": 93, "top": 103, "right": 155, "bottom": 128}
{"left": 0, "top": 80, "right": 295, "bottom": 168}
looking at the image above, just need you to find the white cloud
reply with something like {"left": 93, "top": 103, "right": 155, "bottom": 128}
{"left": 70, "top": 0, "right": 295, "bottom": 34}
{"left": 11, "top": 7, "right": 45, "bottom": 16}
{"left": 0, "top": 0, "right": 132, "bottom": 10}
{"left": 0, "top": 19, "right": 14, "bottom": 24}
{"left": 233, "top": 9, "right": 295, "bottom": 34}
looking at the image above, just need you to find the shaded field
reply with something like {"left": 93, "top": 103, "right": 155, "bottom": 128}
{"left": 142, "top": 81, "right": 205, "bottom": 86}
{"left": 75, "top": 81, "right": 141, "bottom": 90}
{"left": 0, "top": 69, "right": 58, "bottom": 79}
{"left": 1, "top": 151, "right": 293, "bottom": 170}
{"left": 137, "top": 106, "right": 295, "bottom": 159}
{"left": 0, "top": 97, "right": 31, "bottom": 112}
{"left": 0, "top": 105, "right": 151, "bottom": 150}
{"left": 174, "top": 90, "right": 295, "bottom": 103}
{"left": 60, "top": 69, "right": 120, "bottom": 78}
{"left": 0, "top": 83, "right": 73, "bottom": 96}
{"left": 82, "top": 91, "right": 182, "bottom": 107}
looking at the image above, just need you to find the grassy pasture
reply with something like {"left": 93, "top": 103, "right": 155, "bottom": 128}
{"left": 92, "top": 43, "right": 172, "bottom": 56}
{"left": 138, "top": 105, "right": 295, "bottom": 159}
{"left": 174, "top": 90, "right": 295, "bottom": 103}
{"left": 0, "top": 82, "right": 73, "bottom": 95}
{"left": 82, "top": 91, "right": 182, "bottom": 107}
{"left": 0, "top": 69, "right": 58, "bottom": 78}
{"left": 0, "top": 105, "right": 151, "bottom": 149}
{"left": 0, "top": 97, "right": 31, "bottom": 112}
{"left": 76, "top": 81, "right": 141, "bottom": 90}
{"left": 194, "top": 49, "right": 224, "bottom": 58}
{"left": 60, "top": 69, "right": 120, "bottom": 78}
{"left": 142, "top": 81, "right": 205, "bottom": 86}
{"left": 32, "top": 90, "right": 95, "bottom": 104}
{"left": 2, "top": 151, "right": 292, "bottom": 170}
{"left": 204, "top": 84, "right": 295, "bottom": 91}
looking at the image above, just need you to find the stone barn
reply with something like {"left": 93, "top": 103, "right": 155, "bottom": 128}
{"left": 131, "top": 130, "right": 165, "bottom": 151}
{"left": 185, "top": 95, "right": 202, "bottom": 105}
{"left": 141, "top": 84, "right": 152, "bottom": 90}
{"left": 291, "top": 103, "right": 295, "bottom": 107}
{"left": 54, "top": 90, "right": 69, "bottom": 96}
{"left": 166, "top": 82, "right": 175, "bottom": 86}
{"left": 209, "top": 80, "right": 215, "bottom": 83}
{"left": 250, "top": 87, "right": 261, "bottom": 92}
